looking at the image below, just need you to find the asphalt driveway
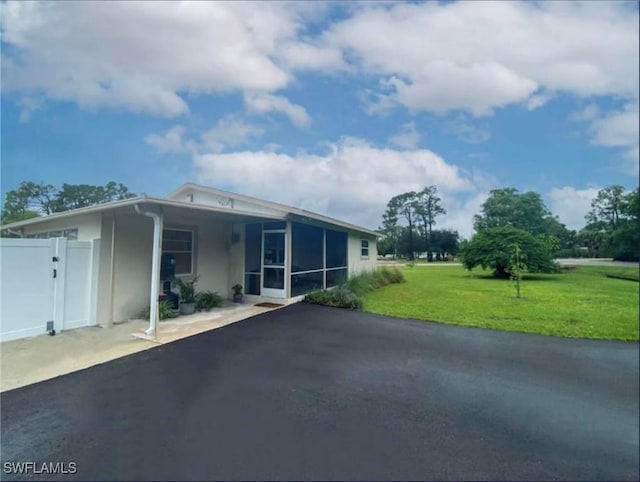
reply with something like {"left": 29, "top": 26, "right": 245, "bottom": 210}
{"left": 2, "top": 303, "right": 638, "bottom": 481}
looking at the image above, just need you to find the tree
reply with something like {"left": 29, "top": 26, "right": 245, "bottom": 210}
{"left": 379, "top": 209, "right": 401, "bottom": 258}
{"left": 581, "top": 185, "right": 639, "bottom": 261}
{"left": 473, "top": 188, "right": 552, "bottom": 236}
{"left": 414, "top": 186, "right": 446, "bottom": 260}
{"left": 1, "top": 181, "right": 136, "bottom": 230}
{"left": 459, "top": 226, "right": 558, "bottom": 278}
{"left": 386, "top": 192, "right": 419, "bottom": 259}
{"left": 1, "top": 181, "right": 56, "bottom": 224}
{"left": 430, "top": 229, "right": 460, "bottom": 259}
{"left": 586, "top": 185, "right": 626, "bottom": 229}
{"left": 51, "top": 182, "right": 135, "bottom": 212}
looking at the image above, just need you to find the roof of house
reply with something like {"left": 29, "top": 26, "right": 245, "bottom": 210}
{"left": 2, "top": 184, "right": 379, "bottom": 237}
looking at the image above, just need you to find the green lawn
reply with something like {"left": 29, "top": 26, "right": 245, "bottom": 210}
{"left": 362, "top": 265, "right": 639, "bottom": 340}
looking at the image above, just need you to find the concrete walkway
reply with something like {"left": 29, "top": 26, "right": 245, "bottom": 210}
{"left": 0, "top": 302, "right": 279, "bottom": 392}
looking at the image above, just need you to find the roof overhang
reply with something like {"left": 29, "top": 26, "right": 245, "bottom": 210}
{"left": 0, "top": 195, "right": 285, "bottom": 231}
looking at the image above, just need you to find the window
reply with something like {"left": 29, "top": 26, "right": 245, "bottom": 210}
{"left": 244, "top": 224, "right": 262, "bottom": 295}
{"left": 26, "top": 228, "right": 78, "bottom": 240}
{"left": 290, "top": 223, "right": 349, "bottom": 297}
{"left": 162, "top": 229, "right": 194, "bottom": 275}
{"left": 361, "top": 239, "right": 369, "bottom": 258}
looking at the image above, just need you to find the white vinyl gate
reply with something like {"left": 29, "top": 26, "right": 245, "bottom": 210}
{"left": 0, "top": 238, "right": 99, "bottom": 342}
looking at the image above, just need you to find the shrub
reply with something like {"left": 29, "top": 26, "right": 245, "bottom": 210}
{"left": 379, "top": 266, "right": 405, "bottom": 284}
{"left": 306, "top": 287, "right": 363, "bottom": 310}
{"left": 305, "top": 266, "right": 404, "bottom": 310}
{"left": 196, "top": 290, "right": 224, "bottom": 311}
{"left": 137, "top": 300, "right": 177, "bottom": 321}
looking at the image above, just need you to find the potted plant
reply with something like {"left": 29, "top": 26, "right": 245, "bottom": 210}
{"left": 174, "top": 276, "right": 199, "bottom": 315}
{"left": 232, "top": 284, "right": 243, "bottom": 303}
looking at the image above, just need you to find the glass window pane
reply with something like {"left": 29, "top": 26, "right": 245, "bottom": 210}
{"left": 264, "top": 232, "right": 285, "bottom": 266}
{"left": 291, "top": 271, "right": 324, "bottom": 297}
{"left": 50, "top": 231, "right": 63, "bottom": 238}
{"left": 326, "top": 229, "right": 347, "bottom": 268}
{"left": 173, "top": 252, "right": 192, "bottom": 275}
{"left": 291, "top": 222, "right": 323, "bottom": 272}
{"left": 326, "top": 268, "right": 348, "bottom": 288}
{"left": 244, "top": 273, "right": 261, "bottom": 295}
{"left": 245, "top": 224, "right": 262, "bottom": 272}
{"left": 263, "top": 221, "right": 286, "bottom": 230}
{"left": 263, "top": 267, "right": 285, "bottom": 289}
{"left": 63, "top": 229, "right": 78, "bottom": 240}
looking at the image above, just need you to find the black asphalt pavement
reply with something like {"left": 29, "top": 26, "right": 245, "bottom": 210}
{"left": 2, "top": 303, "right": 638, "bottom": 481}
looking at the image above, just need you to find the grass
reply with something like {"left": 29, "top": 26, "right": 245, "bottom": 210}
{"left": 362, "top": 265, "right": 639, "bottom": 341}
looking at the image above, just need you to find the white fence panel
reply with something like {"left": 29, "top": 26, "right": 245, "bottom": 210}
{"left": 0, "top": 238, "right": 97, "bottom": 342}
{"left": 0, "top": 239, "right": 54, "bottom": 341}
{"left": 62, "top": 241, "right": 93, "bottom": 331}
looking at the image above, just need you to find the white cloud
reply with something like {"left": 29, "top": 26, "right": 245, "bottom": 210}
{"left": 144, "top": 126, "right": 190, "bottom": 154}
{"left": 146, "top": 116, "right": 264, "bottom": 155}
{"left": 193, "top": 137, "right": 480, "bottom": 233}
{"left": 571, "top": 102, "right": 639, "bottom": 175}
{"left": 201, "top": 116, "right": 264, "bottom": 153}
{"left": 324, "top": 1, "right": 639, "bottom": 116}
{"left": 0, "top": 1, "right": 313, "bottom": 117}
{"left": 17, "top": 96, "right": 42, "bottom": 123}
{"left": 548, "top": 186, "right": 601, "bottom": 231}
{"left": 388, "top": 122, "right": 421, "bottom": 149}
{"left": 570, "top": 104, "right": 600, "bottom": 122}
{"left": 244, "top": 92, "right": 312, "bottom": 127}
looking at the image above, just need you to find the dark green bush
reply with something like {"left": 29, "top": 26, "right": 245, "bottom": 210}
{"left": 196, "top": 290, "right": 224, "bottom": 311}
{"left": 306, "top": 287, "right": 363, "bottom": 310}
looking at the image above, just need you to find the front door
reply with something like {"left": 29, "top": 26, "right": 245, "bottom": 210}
{"left": 261, "top": 230, "right": 286, "bottom": 298}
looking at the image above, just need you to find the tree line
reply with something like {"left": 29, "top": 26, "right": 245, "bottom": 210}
{"left": 1, "top": 181, "right": 136, "bottom": 225}
{"left": 378, "top": 185, "right": 639, "bottom": 265}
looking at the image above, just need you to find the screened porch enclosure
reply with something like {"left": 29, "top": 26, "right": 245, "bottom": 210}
{"left": 243, "top": 221, "right": 348, "bottom": 298}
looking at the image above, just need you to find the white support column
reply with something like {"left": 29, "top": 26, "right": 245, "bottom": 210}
{"left": 135, "top": 203, "right": 164, "bottom": 338}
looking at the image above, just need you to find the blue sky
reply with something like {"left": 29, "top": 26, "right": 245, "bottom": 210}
{"left": 1, "top": 1, "right": 638, "bottom": 237}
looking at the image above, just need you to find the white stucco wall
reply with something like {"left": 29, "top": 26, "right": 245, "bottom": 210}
{"left": 228, "top": 224, "right": 245, "bottom": 296}
{"left": 348, "top": 232, "right": 378, "bottom": 276}
{"left": 22, "top": 213, "right": 102, "bottom": 241}
{"left": 111, "top": 214, "right": 154, "bottom": 322}
{"left": 194, "top": 220, "right": 231, "bottom": 297}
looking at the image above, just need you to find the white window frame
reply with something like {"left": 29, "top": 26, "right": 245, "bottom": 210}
{"left": 361, "top": 239, "right": 370, "bottom": 258}
{"left": 162, "top": 227, "right": 195, "bottom": 277}
{"left": 25, "top": 228, "right": 78, "bottom": 240}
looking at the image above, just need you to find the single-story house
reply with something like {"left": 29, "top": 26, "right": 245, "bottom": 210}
{"left": 1, "top": 183, "right": 378, "bottom": 336}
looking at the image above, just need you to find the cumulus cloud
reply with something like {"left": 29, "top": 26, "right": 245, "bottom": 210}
{"left": 324, "top": 1, "right": 638, "bottom": 116}
{"left": 146, "top": 116, "right": 264, "bottom": 155}
{"left": 201, "top": 116, "right": 265, "bottom": 153}
{"left": 0, "top": 1, "right": 316, "bottom": 117}
{"left": 243, "top": 92, "right": 311, "bottom": 127}
{"left": 548, "top": 186, "right": 601, "bottom": 231}
{"left": 388, "top": 122, "right": 421, "bottom": 149}
{"left": 193, "top": 137, "right": 480, "bottom": 234}
{"left": 571, "top": 102, "right": 639, "bottom": 175}
{"left": 145, "top": 126, "right": 190, "bottom": 155}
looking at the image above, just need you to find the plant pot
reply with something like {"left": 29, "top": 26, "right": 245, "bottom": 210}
{"left": 233, "top": 293, "right": 243, "bottom": 303}
{"left": 180, "top": 302, "right": 196, "bottom": 315}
